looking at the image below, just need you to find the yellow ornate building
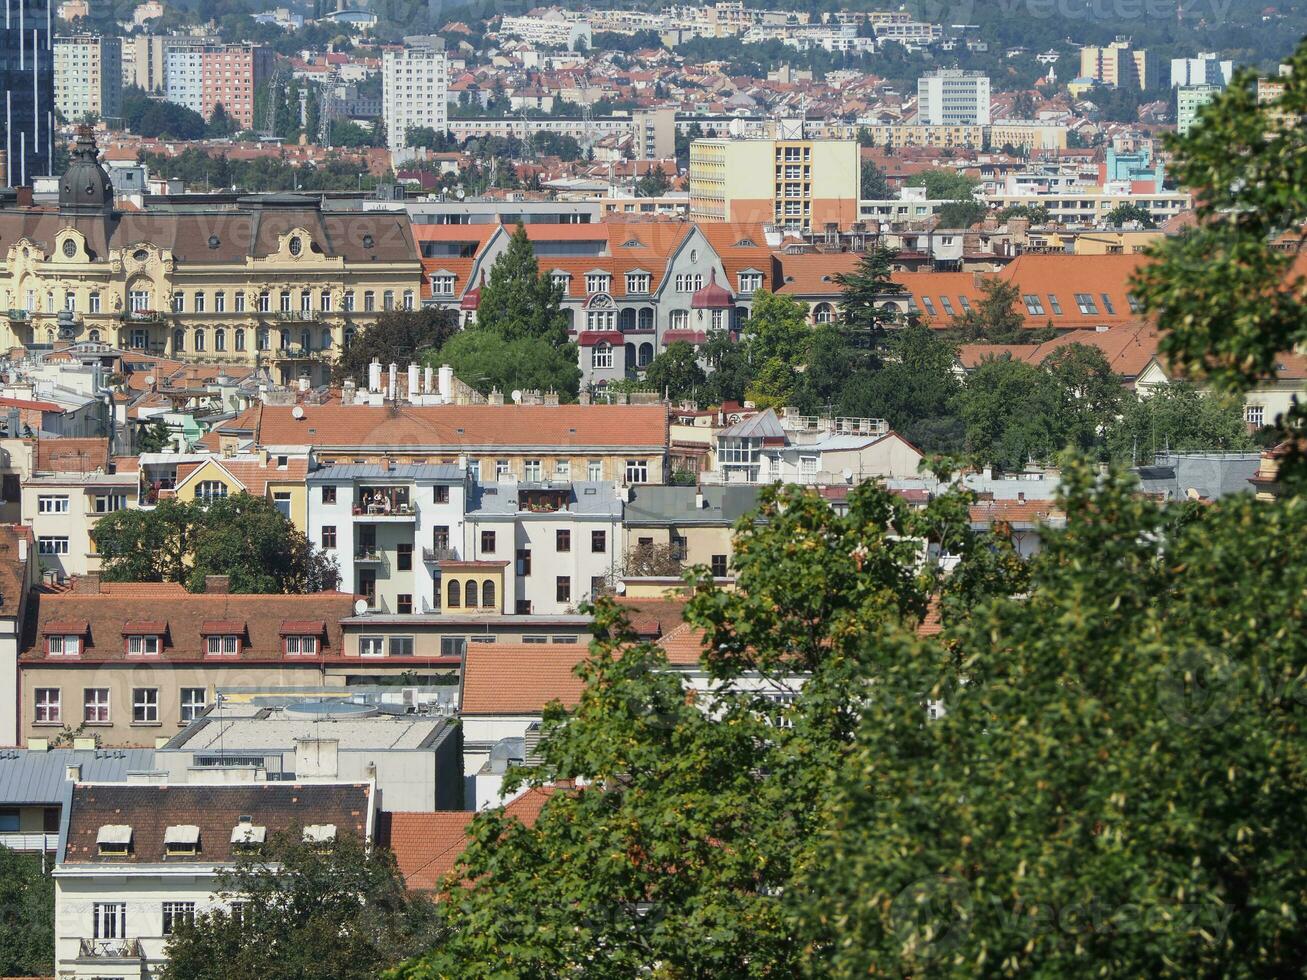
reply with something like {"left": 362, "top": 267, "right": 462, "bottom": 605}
{"left": 0, "top": 129, "right": 424, "bottom": 384}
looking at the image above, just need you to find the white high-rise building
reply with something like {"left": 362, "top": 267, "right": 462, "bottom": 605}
{"left": 382, "top": 35, "right": 448, "bottom": 157}
{"left": 163, "top": 44, "right": 204, "bottom": 115}
{"left": 917, "top": 69, "right": 991, "bottom": 126}
{"left": 1170, "top": 52, "right": 1233, "bottom": 88}
{"left": 54, "top": 34, "right": 122, "bottom": 124}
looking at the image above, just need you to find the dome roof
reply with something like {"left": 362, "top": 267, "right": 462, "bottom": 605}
{"left": 59, "top": 126, "right": 113, "bottom": 214}
{"left": 690, "top": 269, "right": 734, "bottom": 309}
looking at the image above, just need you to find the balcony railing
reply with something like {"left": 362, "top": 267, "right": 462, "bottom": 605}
{"left": 270, "top": 346, "right": 319, "bottom": 361}
{"left": 0, "top": 831, "right": 57, "bottom": 852}
{"left": 423, "top": 546, "right": 460, "bottom": 563}
{"left": 354, "top": 546, "right": 386, "bottom": 563}
{"left": 7, "top": 308, "right": 29, "bottom": 323}
{"left": 274, "top": 311, "right": 319, "bottom": 321}
{"left": 78, "top": 938, "right": 144, "bottom": 960}
{"left": 120, "top": 310, "right": 165, "bottom": 323}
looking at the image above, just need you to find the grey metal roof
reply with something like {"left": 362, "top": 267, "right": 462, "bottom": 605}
{"left": 716, "top": 408, "right": 786, "bottom": 441}
{"left": 0, "top": 748, "right": 155, "bottom": 804}
{"left": 624, "top": 484, "right": 763, "bottom": 525}
{"left": 307, "top": 463, "right": 465, "bottom": 482}
{"left": 1134, "top": 452, "right": 1261, "bottom": 501}
{"left": 467, "top": 480, "right": 621, "bottom": 517}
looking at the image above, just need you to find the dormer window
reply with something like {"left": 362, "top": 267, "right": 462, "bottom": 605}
{"left": 206, "top": 634, "right": 239, "bottom": 656}
{"left": 232, "top": 819, "right": 266, "bottom": 851}
{"left": 97, "top": 824, "right": 132, "bottom": 856}
{"left": 284, "top": 635, "right": 319, "bottom": 656}
{"left": 625, "top": 272, "right": 650, "bottom": 293}
{"left": 585, "top": 273, "right": 610, "bottom": 294}
{"left": 738, "top": 272, "right": 763, "bottom": 293}
{"left": 431, "top": 274, "right": 455, "bottom": 296}
{"left": 126, "top": 634, "right": 161, "bottom": 656}
{"left": 164, "top": 824, "right": 200, "bottom": 856}
{"left": 45, "top": 627, "right": 85, "bottom": 657}
{"left": 202, "top": 622, "right": 244, "bottom": 657}
{"left": 550, "top": 272, "right": 571, "bottom": 290}
{"left": 303, "top": 824, "right": 336, "bottom": 845}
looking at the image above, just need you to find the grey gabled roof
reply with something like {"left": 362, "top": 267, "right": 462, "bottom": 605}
{"left": 716, "top": 408, "right": 786, "bottom": 441}
{"left": 306, "top": 463, "right": 465, "bottom": 483}
{"left": 0, "top": 748, "right": 155, "bottom": 805}
{"left": 624, "top": 484, "right": 763, "bottom": 525}
{"left": 1133, "top": 452, "right": 1261, "bottom": 501}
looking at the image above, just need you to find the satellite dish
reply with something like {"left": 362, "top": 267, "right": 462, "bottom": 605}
{"left": 614, "top": 580, "right": 626, "bottom": 594}
{"left": 456, "top": 187, "right": 466, "bottom": 200}
{"left": 510, "top": 389, "right": 522, "bottom": 404}
{"left": 354, "top": 598, "right": 369, "bottom": 615}
{"left": 292, "top": 405, "right": 305, "bottom": 420}
{"left": 144, "top": 375, "right": 155, "bottom": 386}
{"left": 842, "top": 468, "right": 854, "bottom": 483}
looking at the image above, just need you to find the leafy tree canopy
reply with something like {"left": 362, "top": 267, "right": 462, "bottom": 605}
{"left": 0, "top": 847, "right": 53, "bottom": 977}
{"left": 333, "top": 307, "right": 460, "bottom": 384}
{"left": 908, "top": 168, "right": 981, "bottom": 201}
{"left": 643, "top": 341, "right": 706, "bottom": 401}
{"left": 472, "top": 223, "right": 570, "bottom": 347}
{"left": 1105, "top": 202, "right": 1157, "bottom": 228}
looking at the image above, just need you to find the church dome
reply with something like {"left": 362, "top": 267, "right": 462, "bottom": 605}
{"left": 59, "top": 126, "right": 114, "bottom": 214}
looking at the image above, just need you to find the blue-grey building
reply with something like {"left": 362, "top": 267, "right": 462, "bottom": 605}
{"left": 1, "top": 0, "right": 55, "bottom": 186}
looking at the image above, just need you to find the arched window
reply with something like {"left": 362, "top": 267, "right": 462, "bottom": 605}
{"left": 279, "top": 329, "right": 290, "bottom": 350}
{"left": 813, "top": 302, "right": 835, "bottom": 324}
{"left": 446, "top": 579, "right": 461, "bottom": 608}
{"left": 619, "top": 308, "right": 636, "bottom": 331}
{"left": 88, "top": 329, "right": 100, "bottom": 342}
{"left": 194, "top": 328, "right": 206, "bottom": 352}
{"left": 320, "top": 328, "right": 331, "bottom": 350}
{"left": 624, "top": 342, "right": 636, "bottom": 367}
{"left": 482, "top": 579, "right": 496, "bottom": 609}
{"left": 300, "top": 328, "right": 310, "bottom": 351}
{"left": 344, "top": 327, "right": 356, "bottom": 348}
{"left": 638, "top": 342, "right": 653, "bottom": 366}
{"left": 257, "top": 328, "right": 270, "bottom": 351}
{"left": 235, "top": 328, "right": 246, "bottom": 351}
{"left": 465, "top": 580, "right": 478, "bottom": 608}
{"left": 639, "top": 307, "right": 654, "bottom": 330}
{"left": 173, "top": 329, "right": 185, "bottom": 352}
{"left": 214, "top": 328, "right": 226, "bottom": 352}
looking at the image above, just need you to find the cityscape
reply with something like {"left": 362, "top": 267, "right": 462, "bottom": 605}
{"left": 0, "top": 0, "right": 1305, "bottom": 976}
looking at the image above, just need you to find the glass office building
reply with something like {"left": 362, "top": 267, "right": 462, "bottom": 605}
{"left": 1, "top": 0, "right": 55, "bottom": 186}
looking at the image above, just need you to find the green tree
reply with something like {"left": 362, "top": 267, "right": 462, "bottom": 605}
{"left": 333, "top": 307, "right": 459, "bottom": 384}
{"left": 0, "top": 846, "right": 53, "bottom": 977}
{"left": 643, "top": 340, "right": 706, "bottom": 400}
{"left": 741, "top": 289, "right": 810, "bottom": 366}
{"left": 93, "top": 494, "right": 339, "bottom": 593}
{"left": 997, "top": 203, "right": 1051, "bottom": 224}
{"left": 435, "top": 330, "right": 581, "bottom": 400}
{"left": 860, "top": 158, "right": 889, "bottom": 199}
{"left": 330, "top": 119, "right": 374, "bottom": 148}
{"left": 1105, "top": 382, "right": 1255, "bottom": 463}
{"left": 164, "top": 831, "right": 439, "bottom": 980}
{"left": 1043, "top": 343, "right": 1124, "bottom": 456}
{"left": 1104, "top": 202, "right": 1157, "bottom": 228}
{"left": 699, "top": 329, "right": 754, "bottom": 407}
{"left": 936, "top": 198, "right": 987, "bottom": 228}
{"left": 136, "top": 419, "right": 172, "bottom": 453}
{"left": 908, "top": 168, "right": 980, "bottom": 201}
{"left": 634, "top": 165, "right": 671, "bottom": 197}
{"left": 833, "top": 245, "right": 902, "bottom": 351}
{"left": 959, "top": 355, "right": 1065, "bottom": 468}
{"left": 206, "top": 102, "right": 238, "bottom": 138}
{"left": 473, "top": 223, "right": 570, "bottom": 347}
{"left": 948, "top": 276, "right": 1030, "bottom": 342}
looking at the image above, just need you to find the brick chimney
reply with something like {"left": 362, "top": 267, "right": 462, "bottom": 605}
{"left": 205, "top": 575, "right": 230, "bottom": 594}
{"left": 73, "top": 572, "right": 102, "bottom": 594}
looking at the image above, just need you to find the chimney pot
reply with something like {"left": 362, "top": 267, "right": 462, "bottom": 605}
{"left": 205, "top": 574, "right": 230, "bottom": 594}
{"left": 74, "top": 571, "right": 102, "bottom": 594}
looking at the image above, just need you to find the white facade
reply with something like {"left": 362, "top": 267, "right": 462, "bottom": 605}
{"left": 499, "top": 13, "right": 592, "bottom": 50}
{"left": 22, "top": 472, "right": 138, "bottom": 580}
{"left": 306, "top": 463, "right": 469, "bottom": 616}
{"left": 382, "top": 38, "right": 449, "bottom": 155}
{"left": 54, "top": 34, "right": 122, "bottom": 123}
{"left": 1170, "top": 53, "right": 1232, "bottom": 88}
{"left": 163, "top": 46, "right": 203, "bottom": 115}
{"left": 917, "top": 69, "right": 991, "bottom": 126}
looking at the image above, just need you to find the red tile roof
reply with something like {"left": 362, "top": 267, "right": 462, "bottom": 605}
{"left": 35, "top": 437, "right": 110, "bottom": 473}
{"left": 460, "top": 643, "right": 589, "bottom": 715}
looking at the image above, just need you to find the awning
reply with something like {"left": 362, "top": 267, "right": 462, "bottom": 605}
{"left": 164, "top": 824, "right": 200, "bottom": 846}
{"left": 231, "top": 823, "right": 267, "bottom": 845}
{"left": 97, "top": 824, "right": 132, "bottom": 846}
{"left": 278, "top": 620, "right": 325, "bottom": 636}
{"left": 302, "top": 824, "right": 336, "bottom": 843}
{"left": 122, "top": 620, "right": 167, "bottom": 635}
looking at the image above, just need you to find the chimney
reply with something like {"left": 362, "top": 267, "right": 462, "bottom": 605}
{"left": 387, "top": 362, "right": 398, "bottom": 401}
{"left": 73, "top": 571, "right": 102, "bottom": 594}
{"left": 298, "top": 377, "right": 310, "bottom": 393}
{"left": 65, "top": 764, "right": 81, "bottom": 781}
{"left": 205, "top": 575, "right": 230, "bottom": 594}
{"left": 423, "top": 364, "right": 433, "bottom": 394}
{"left": 17, "top": 536, "right": 27, "bottom": 562}
{"left": 438, "top": 364, "right": 453, "bottom": 402}
{"left": 341, "top": 378, "right": 356, "bottom": 406}
{"left": 488, "top": 388, "right": 504, "bottom": 406}
{"left": 407, "top": 362, "right": 419, "bottom": 401}
{"left": 368, "top": 359, "right": 382, "bottom": 393}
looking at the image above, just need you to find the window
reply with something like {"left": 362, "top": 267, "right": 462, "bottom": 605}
{"left": 206, "top": 634, "right": 239, "bottom": 656}
{"left": 1022, "top": 294, "right": 1045, "bottom": 316}
{"left": 37, "top": 495, "right": 69, "bottom": 514}
{"left": 235, "top": 293, "right": 246, "bottom": 313}
{"left": 431, "top": 275, "right": 455, "bottom": 295}
{"left": 1126, "top": 293, "right": 1143, "bottom": 313}
{"left": 626, "top": 272, "right": 650, "bottom": 293}
{"left": 800, "top": 455, "right": 818, "bottom": 476}
{"left": 364, "top": 291, "right": 375, "bottom": 312}
{"left": 938, "top": 296, "right": 954, "bottom": 316}
{"left": 285, "top": 635, "right": 319, "bottom": 656}
{"left": 172, "top": 291, "right": 184, "bottom": 313}
{"left": 162, "top": 902, "right": 196, "bottom": 936}
{"left": 129, "top": 289, "right": 150, "bottom": 312}
{"left": 397, "top": 594, "right": 413, "bottom": 615}
{"left": 279, "top": 290, "right": 292, "bottom": 312}
{"left": 273, "top": 492, "right": 291, "bottom": 518}
{"left": 516, "top": 548, "right": 531, "bottom": 576}
{"left": 301, "top": 290, "right": 313, "bottom": 313}
{"left": 625, "top": 459, "right": 648, "bottom": 483}
{"left": 1074, "top": 293, "right": 1099, "bottom": 315}
{"left": 592, "top": 343, "right": 613, "bottom": 369}
{"left": 588, "top": 460, "right": 602, "bottom": 481}
{"left": 343, "top": 290, "right": 355, "bottom": 312}
{"left": 383, "top": 290, "right": 395, "bottom": 311}
{"left": 556, "top": 529, "right": 571, "bottom": 552}
{"left": 556, "top": 576, "right": 571, "bottom": 603}
{"left": 958, "top": 295, "right": 971, "bottom": 313}
{"left": 34, "top": 688, "right": 60, "bottom": 724}
{"left": 93, "top": 493, "right": 126, "bottom": 513}
{"left": 738, "top": 272, "right": 763, "bottom": 293}
{"left": 196, "top": 481, "right": 228, "bottom": 503}
{"left": 89, "top": 291, "right": 100, "bottom": 313}
{"left": 360, "top": 636, "right": 385, "bottom": 658}
{"left": 38, "top": 537, "right": 69, "bottom": 555}
{"left": 1246, "top": 404, "right": 1265, "bottom": 428}
{"left": 127, "top": 635, "right": 160, "bottom": 656}
{"left": 711, "top": 554, "right": 730, "bottom": 577}
{"left": 180, "top": 688, "right": 207, "bottom": 722}
{"left": 495, "top": 459, "right": 509, "bottom": 480}
{"left": 215, "top": 328, "right": 226, "bottom": 352}
{"left": 215, "top": 291, "right": 225, "bottom": 313}
{"left": 395, "top": 542, "right": 413, "bottom": 571}
{"left": 84, "top": 688, "right": 110, "bottom": 723}
{"left": 920, "top": 296, "right": 936, "bottom": 316}
{"left": 482, "top": 579, "right": 496, "bottom": 609}
{"left": 389, "top": 636, "right": 414, "bottom": 657}
{"left": 235, "top": 328, "right": 246, "bottom": 351}
{"left": 523, "top": 635, "right": 547, "bottom": 644}
{"left": 441, "top": 636, "right": 466, "bottom": 658}
{"left": 194, "top": 292, "right": 205, "bottom": 313}
{"left": 321, "top": 525, "right": 336, "bottom": 549}
{"left": 590, "top": 575, "right": 606, "bottom": 597}
{"left": 586, "top": 273, "right": 611, "bottom": 294}
{"left": 524, "top": 459, "right": 542, "bottom": 481}
{"left": 670, "top": 535, "right": 687, "bottom": 561}
{"left": 257, "top": 292, "right": 270, "bottom": 313}
{"left": 1099, "top": 293, "right": 1116, "bottom": 315}
{"left": 465, "top": 580, "right": 478, "bottom": 607}
{"left": 591, "top": 529, "right": 606, "bottom": 553}
{"left": 670, "top": 309, "right": 689, "bottom": 329}
{"left": 94, "top": 902, "right": 126, "bottom": 939}
{"left": 132, "top": 688, "right": 159, "bottom": 724}
{"left": 321, "top": 289, "right": 332, "bottom": 311}
{"left": 322, "top": 485, "right": 337, "bottom": 504}
{"left": 481, "top": 530, "right": 496, "bottom": 553}
{"left": 47, "top": 634, "right": 81, "bottom": 656}
{"left": 551, "top": 272, "right": 570, "bottom": 290}
{"left": 554, "top": 459, "right": 571, "bottom": 479}
{"left": 446, "top": 579, "right": 461, "bottom": 608}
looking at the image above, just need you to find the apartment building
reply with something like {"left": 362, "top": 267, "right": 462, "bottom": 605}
{"left": 1170, "top": 52, "right": 1232, "bottom": 88}
{"left": 54, "top": 34, "right": 122, "bottom": 124}
{"left": 917, "top": 69, "right": 990, "bottom": 126}
{"left": 1080, "top": 38, "right": 1156, "bottom": 90}
{"left": 688, "top": 137, "right": 860, "bottom": 231}
{"left": 1176, "top": 84, "right": 1222, "bottom": 135}
{"left": 54, "top": 782, "right": 374, "bottom": 979}
{"left": 306, "top": 463, "right": 469, "bottom": 617}
{"left": 0, "top": 524, "right": 37, "bottom": 747}
{"left": 199, "top": 43, "right": 272, "bottom": 129}
{"left": 383, "top": 35, "right": 448, "bottom": 156}
{"left": 498, "top": 12, "right": 592, "bottom": 50}
{"left": 163, "top": 43, "right": 205, "bottom": 115}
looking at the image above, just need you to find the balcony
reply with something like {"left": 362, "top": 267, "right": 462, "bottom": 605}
{"left": 78, "top": 938, "right": 144, "bottom": 961}
{"left": 7, "top": 308, "right": 29, "bottom": 324}
{"left": 0, "top": 831, "right": 57, "bottom": 852}
{"left": 354, "top": 488, "right": 415, "bottom": 520}
{"left": 423, "top": 545, "right": 460, "bottom": 563}
{"left": 120, "top": 309, "right": 165, "bottom": 324}
{"left": 354, "top": 546, "right": 386, "bottom": 564}
{"left": 274, "top": 310, "right": 319, "bottom": 322}
{"left": 269, "top": 345, "right": 319, "bottom": 361}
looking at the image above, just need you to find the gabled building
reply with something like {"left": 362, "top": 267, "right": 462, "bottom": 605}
{"left": 54, "top": 781, "right": 374, "bottom": 978}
